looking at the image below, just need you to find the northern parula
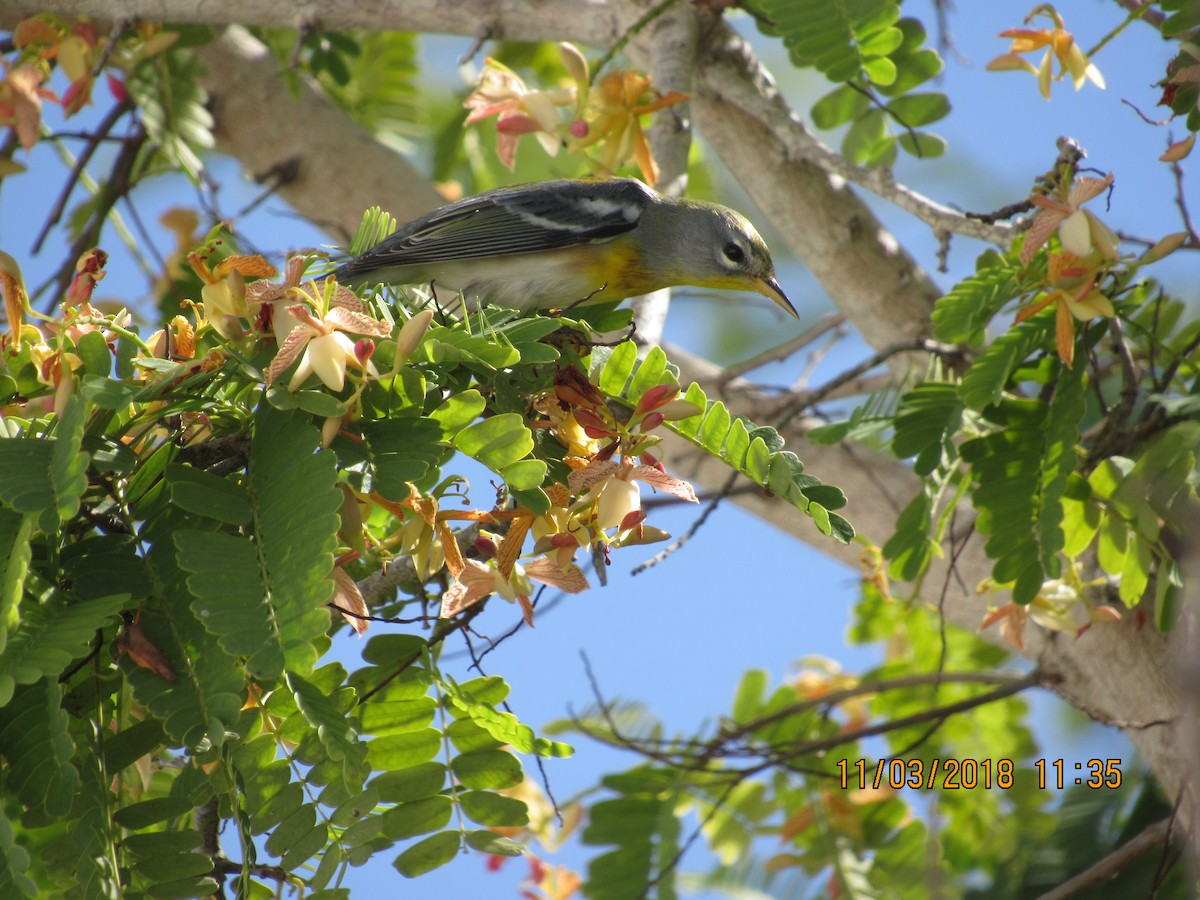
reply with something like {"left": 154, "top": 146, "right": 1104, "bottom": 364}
{"left": 333, "top": 178, "right": 797, "bottom": 317}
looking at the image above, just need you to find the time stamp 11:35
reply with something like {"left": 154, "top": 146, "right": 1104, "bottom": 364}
{"left": 836, "top": 758, "right": 1124, "bottom": 791}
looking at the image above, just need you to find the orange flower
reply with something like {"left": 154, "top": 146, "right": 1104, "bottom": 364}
{"left": 988, "top": 4, "right": 1105, "bottom": 100}
{"left": 574, "top": 71, "right": 687, "bottom": 184}
{"left": 1015, "top": 251, "right": 1114, "bottom": 364}
{"left": 188, "top": 252, "right": 277, "bottom": 338}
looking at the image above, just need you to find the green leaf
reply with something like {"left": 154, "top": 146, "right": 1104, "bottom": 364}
{"left": 891, "top": 381, "right": 963, "bottom": 475}
{"left": 127, "top": 520, "right": 247, "bottom": 749}
{"left": 811, "top": 84, "right": 871, "bottom": 129}
{"left": 843, "top": 107, "right": 888, "bottom": 165}
{"left": 499, "top": 458, "right": 547, "bottom": 492}
{"left": 596, "top": 340, "right": 637, "bottom": 396}
{"left": 883, "top": 489, "right": 937, "bottom": 581}
{"left": 379, "top": 795, "right": 453, "bottom": 840}
{"left": 886, "top": 92, "right": 950, "bottom": 126}
{"left": 627, "top": 346, "right": 672, "bottom": 402}
{"left": 731, "top": 669, "right": 768, "bottom": 723}
{"left": 166, "top": 464, "right": 252, "bottom": 525}
{"left": 113, "top": 796, "right": 193, "bottom": 830}
{"left": 453, "top": 414, "right": 535, "bottom": 473}
{"left": 862, "top": 55, "right": 897, "bottom": 85}
{"left": 421, "top": 325, "right": 520, "bottom": 368}
{"left": 366, "top": 729, "right": 442, "bottom": 769}
{"left": 451, "top": 749, "right": 524, "bottom": 790}
{"left": 126, "top": 49, "right": 213, "bottom": 182}
{"left": 0, "top": 582, "right": 126, "bottom": 706}
{"left": 286, "top": 671, "right": 369, "bottom": 789}
{"left": 178, "top": 404, "right": 341, "bottom": 679}
{"left": 371, "top": 762, "right": 447, "bottom": 803}
{"left": 464, "top": 830, "right": 523, "bottom": 857}
{"left": 0, "top": 394, "right": 91, "bottom": 533}
{"left": 393, "top": 831, "right": 460, "bottom": 878}
{"left": 766, "top": 0, "right": 902, "bottom": 82}
{"left": 959, "top": 319, "right": 1052, "bottom": 412}
{"left": 429, "top": 389, "right": 486, "bottom": 438}
{"left": 359, "top": 697, "right": 437, "bottom": 735}
{"left": 459, "top": 790, "right": 529, "bottom": 828}
{"left": 76, "top": 330, "right": 113, "bottom": 376}
{"left": 0, "top": 679, "right": 79, "bottom": 817}
{"left": 441, "top": 675, "right": 574, "bottom": 758}
{"left": 897, "top": 130, "right": 947, "bottom": 159}
{"left": 0, "top": 808, "right": 38, "bottom": 898}
{"left": 360, "top": 417, "right": 447, "bottom": 499}
{"left": 0, "top": 510, "right": 32, "bottom": 655}
{"left": 931, "top": 251, "right": 1022, "bottom": 345}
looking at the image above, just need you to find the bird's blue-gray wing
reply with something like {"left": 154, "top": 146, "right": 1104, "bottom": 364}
{"left": 335, "top": 179, "right": 652, "bottom": 280}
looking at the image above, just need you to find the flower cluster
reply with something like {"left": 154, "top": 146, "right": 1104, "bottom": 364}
{"left": 463, "top": 43, "right": 687, "bottom": 183}
{"left": 980, "top": 574, "right": 1120, "bottom": 651}
{"left": 2, "top": 15, "right": 178, "bottom": 155}
{"left": 1012, "top": 171, "right": 1120, "bottom": 364}
{"left": 430, "top": 367, "right": 702, "bottom": 625}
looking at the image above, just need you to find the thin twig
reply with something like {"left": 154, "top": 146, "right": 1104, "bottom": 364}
{"left": 32, "top": 97, "right": 133, "bottom": 254}
{"left": 1034, "top": 817, "right": 1174, "bottom": 900}
{"left": 1168, "top": 155, "right": 1200, "bottom": 245}
{"left": 590, "top": 0, "right": 684, "bottom": 82}
{"left": 716, "top": 312, "right": 846, "bottom": 386}
{"left": 713, "top": 670, "right": 1034, "bottom": 747}
{"left": 630, "top": 470, "right": 737, "bottom": 575}
{"left": 92, "top": 18, "right": 130, "bottom": 77}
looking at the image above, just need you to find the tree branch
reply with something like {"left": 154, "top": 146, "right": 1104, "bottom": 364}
{"left": 1035, "top": 817, "right": 1175, "bottom": 900}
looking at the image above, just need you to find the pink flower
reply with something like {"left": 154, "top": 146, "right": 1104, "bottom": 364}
{"left": 264, "top": 291, "right": 391, "bottom": 392}
{"left": 440, "top": 556, "right": 589, "bottom": 626}
{"left": 1021, "top": 173, "right": 1117, "bottom": 265}
{"left": 568, "top": 459, "right": 697, "bottom": 531}
{"left": 464, "top": 58, "right": 575, "bottom": 169}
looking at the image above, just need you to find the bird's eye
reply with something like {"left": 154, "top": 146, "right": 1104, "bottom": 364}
{"left": 723, "top": 242, "right": 746, "bottom": 264}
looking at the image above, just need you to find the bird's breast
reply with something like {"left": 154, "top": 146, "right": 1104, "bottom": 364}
{"left": 392, "top": 242, "right": 654, "bottom": 313}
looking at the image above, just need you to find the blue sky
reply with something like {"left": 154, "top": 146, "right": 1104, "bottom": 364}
{"left": 2, "top": 1, "right": 1189, "bottom": 895}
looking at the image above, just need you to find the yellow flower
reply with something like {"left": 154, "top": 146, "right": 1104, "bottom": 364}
{"left": 988, "top": 4, "right": 1105, "bottom": 100}
{"left": 188, "top": 252, "right": 277, "bottom": 339}
{"left": 1015, "top": 252, "right": 1114, "bottom": 364}
{"left": 573, "top": 71, "right": 687, "bottom": 185}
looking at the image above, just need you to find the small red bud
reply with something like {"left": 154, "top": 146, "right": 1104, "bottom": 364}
{"left": 618, "top": 509, "right": 646, "bottom": 532}
{"left": 635, "top": 383, "right": 678, "bottom": 415}
{"left": 640, "top": 412, "right": 665, "bottom": 432}
{"left": 106, "top": 72, "right": 126, "bottom": 102}
{"left": 355, "top": 338, "right": 375, "bottom": 366}
{"left": 570, "top": 119, "right": 589, "bottom": 138}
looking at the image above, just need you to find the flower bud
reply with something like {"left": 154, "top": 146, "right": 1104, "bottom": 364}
{"left": 355, "top": 338, "right": 375, "bottom": 367}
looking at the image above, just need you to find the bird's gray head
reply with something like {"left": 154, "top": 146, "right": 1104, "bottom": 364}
{"left": 671, "top": 200, "right": 797, "bottom": 317}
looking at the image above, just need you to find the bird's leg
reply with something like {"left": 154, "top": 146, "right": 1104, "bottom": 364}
{"left": 547, "top": 282, "right": 610, "bottom": 317}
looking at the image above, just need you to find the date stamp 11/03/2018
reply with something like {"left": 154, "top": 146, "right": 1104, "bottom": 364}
{"left": 836, "top": 757, "right": 1124, "bottom": 791}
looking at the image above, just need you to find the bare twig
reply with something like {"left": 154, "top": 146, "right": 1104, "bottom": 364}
{"left": 1034, "top": 817, "right": 1175, "bottom": 900}
{"left": 630, "top": 470, "right": 737, "bottom": 575}
{"left": 32, "top": 97, "right": 133, "bottom": 254}
{"left": 716, "top": 312, "right": 846, "bottom": 386}
{"left": 1168, "top": 155, "right": 1200, "bottom": 245}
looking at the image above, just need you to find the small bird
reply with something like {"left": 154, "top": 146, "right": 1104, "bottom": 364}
{"left": 333, "top": 178, "right": 796, "bottom": 317}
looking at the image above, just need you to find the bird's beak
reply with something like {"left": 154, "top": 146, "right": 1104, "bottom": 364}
{"left": 755, "top": 275, "right": 799, "bottom": 318}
